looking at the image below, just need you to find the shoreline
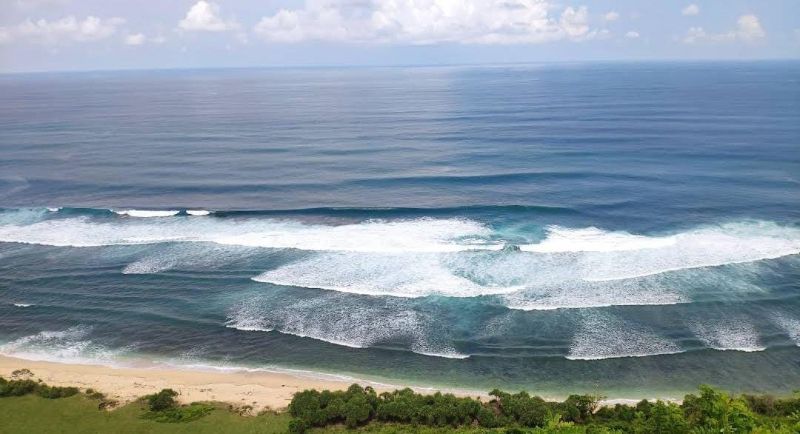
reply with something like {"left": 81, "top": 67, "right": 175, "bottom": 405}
{"left": 0, "top": 355, "right": 370, "bottom": 412}
{"left": 0, "top": 355, "right": 674, "bottom": 411}
{"left": 0, "top": 355, "right": 499, "bottom": 412}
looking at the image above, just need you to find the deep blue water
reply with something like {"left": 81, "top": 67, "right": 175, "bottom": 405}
{"left": 1, "top": 62, "right": 799, "bottom": 397}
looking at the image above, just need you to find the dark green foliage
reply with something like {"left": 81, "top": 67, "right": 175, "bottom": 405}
{"left": 288, "top": 417, "right": 309, "bottom": 434}
{"left": 35, "top": 384, "right": 80, "bottom": 399}
{"left": 84, "top": 388, "right": 106, "bottom": 400}
{"left": 0, "top": 376, "right": 77, "bottom": 399}
{"left": 682, "top": 385, "right": 755, "bottom": 433}
{"left": 560, "top": 394, "right": 600, "bottom": 424}
{"left": 146, "top": 388, "right": 179, "bottom": 412}
{"left": 288, "top": 384, "right": 379, "bottom": 432}
{"left": 141, "top": 388, "right": 214, "bottom": 423}
{"left": 743, "top": 391, "right": 800, "bottom": 417}
{"left": 490, "top": 389, "right": 554, "bottom": 427}
{"left": 288, "top": 384, "right": 800, "bottom": 432}
{"left": 142, "top": 403, "right": 215, "bottom": 423}
{"left": 632, "top": 400, "right": 687, "bottom": 434}
{"left": 0, "top": 377, "right": 38, "bottom": 397}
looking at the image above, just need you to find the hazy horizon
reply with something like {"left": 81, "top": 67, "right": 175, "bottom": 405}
{"left": 2, "top": 1, "right": 799, "bottom": 73}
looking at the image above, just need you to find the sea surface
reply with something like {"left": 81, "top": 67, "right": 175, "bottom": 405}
{"left": 1, "top": 62, "right": 799, "bottom": 398}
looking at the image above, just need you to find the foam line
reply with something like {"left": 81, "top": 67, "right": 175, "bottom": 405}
{"left": 253, "top": 253, "right": 521, "bottom": 298}
{"left": 0, "top": 325, "right": 126, "bottom": 365}
{"left": 0, "top": 216, "right": 498, "bottom": 252}
{"left": 567, "top": 312, "right": 684, "bottom": 360}
{"left": 114, "top": 209, "right": 180, "bottom": 217}
{"left": 689, "top": 315, "right": 766, "bottom": 352}
{"left": 226, "top": 296, "right": 467, "bottom": 359}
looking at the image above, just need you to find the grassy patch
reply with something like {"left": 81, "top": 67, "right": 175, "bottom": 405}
{"left": 0, "top": 394, "right": 292, "bottom": 434}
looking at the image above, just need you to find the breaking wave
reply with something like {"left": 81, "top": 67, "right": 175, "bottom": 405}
{"left": 1, "top": 208, "right": 798, "bottom": 308}
{"left": 567, "top": 312, "right": 684, "bottom": 360}
{"left": 226, "top": 296, "right": 468, "bottom": 359}
{"left": 0, "top": 325, "right": 128, "bottom": 365}
{"left": 689, "top": 315, "right": 766, "bottom": 352}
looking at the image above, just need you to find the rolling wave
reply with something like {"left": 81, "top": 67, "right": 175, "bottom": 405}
{"left": 0, "top": 325, "right": 127, "bottom": 365}
{"left": 772, "top": 313, "right": 800, "bottom": 346}
{"left": 689, "top": 315, "right": 766, "bottom": 352}
{"left": 567, "top": 311, "right": 684, "bottom": 360}
{"left": 114, "top": 209, "right": 181, "bottom": 218}
{"left": 226, "top": 296, "right": 468, "bottom": 359}
{"left": 0, "top": 213, "right": 498, "bottom": 252}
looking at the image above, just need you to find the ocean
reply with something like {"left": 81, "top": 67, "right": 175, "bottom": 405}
{"left": 1, "top": 62, "right": 799, "bottom": 398}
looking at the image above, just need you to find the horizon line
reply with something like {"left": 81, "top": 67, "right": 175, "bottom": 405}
{"left": 2, "top": 57, "right": 799, "bottom": 76}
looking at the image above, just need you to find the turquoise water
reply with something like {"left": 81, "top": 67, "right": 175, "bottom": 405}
{"left": 0, "top": 62, "right": 799, "bottom": 398}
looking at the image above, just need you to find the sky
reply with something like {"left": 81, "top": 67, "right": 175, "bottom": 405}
{"left": 1, "top": 0, "right": 799, "bottom": 73}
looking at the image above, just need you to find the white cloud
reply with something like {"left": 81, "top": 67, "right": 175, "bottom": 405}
{"left": 682, "top": 14, "right": 765, "bottom": 44}
{"left": 682, "top": 27, "right": 733, "bottom": 44}
{"left": 604, "top": 11, "right": 619, "bottom": 22}
{"left": 254, "top": 0, "right": 599, "bottom": 45}
{"left": 178, "top": 0, "right": 238, "bottom": 32}
{"left": 736, "top": 14, "right": 765, "bottom": 42}
{"left": 625, "top": 31, "right": 639, "bottom": 39}
{"left": 125, "top": 33, "right": 146, "bottom": 46}
{"left": 681, "top": 4, "right": 699, "bottom": 16}
{"left": 0, "top": 15, "right": 125, "bottom": 45}
{"left": 560, "top": 6, "right": 590, "bottom": 39}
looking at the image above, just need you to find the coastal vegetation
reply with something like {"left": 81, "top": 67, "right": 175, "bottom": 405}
{"left": 287, "top": 384, "right": 800, "bottom": 433}
{"left": 1, "top": 372, "right": 800, "bottom": 433}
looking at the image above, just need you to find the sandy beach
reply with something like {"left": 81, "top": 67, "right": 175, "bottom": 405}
{"left": 0, "top": 355, "right": 378, "bottom": 412}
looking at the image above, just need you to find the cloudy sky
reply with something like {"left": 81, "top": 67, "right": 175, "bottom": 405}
{"left": 1, "top": 0, "right": 799, "bottom": 72}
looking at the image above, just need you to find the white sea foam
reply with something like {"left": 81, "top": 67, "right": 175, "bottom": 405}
{"left": 0, "top": 325, "right": 126, "bottom": 365}
{"left": 1, "top": 217, "right": 797, "bottom": 307}
{"left": 122, "top": 255, "right": 179, "bottom": 274}
{"left": 525, "top": 222, "right": 800, "bottom": 282}
{"left": 254, "top": 253, "right": 521, "bottom": 298}
{"left": 122, "top": 244, "right": 260, "bottom": 275}
{"left": 226, "top": 296, "right": 467, "bottom": 359}
{"left": 522, "top": 226, "right": 677, "bottom": 253}
{"left": 772, "top": 313, "right": 800, "bottom": 346}
{"left": 689, "top": 315, "right": 766, "bottom": 352}
{"left": 0, "top": 216, "right": 497, "bottom": 252}
{"left": 186, "top": 210, "right": 211, "bottom": 216}
{"left": 114, "top": 209, "right": 180, "bottom": 218}
{"left": 567, "top": 312, "right": 684, "bottom": 360}
{"left": 214, "top": 219, "right": 498, "bottom": 253}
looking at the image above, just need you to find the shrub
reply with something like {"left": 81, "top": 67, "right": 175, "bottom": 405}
{"left": 286, "top": 384, "right": 799, "bottom": 433}
{"left": 343, "top": 394, "right": 371, "bottom": 428}
{"left": 143, "top": 403, "right": 214, "bottom": 423}
{"left": 10, "top": 369, "right": 33, "bottom": 379}
{"left": 0, "top": 377, "right": 38, "bottom": 397}
{"left": 633, "top": 400, "right": 687, "bottom": 434}
{"left": 146, "top": 388, "right": 179, "bottom": 412}
{"left": 288, "top": 418, "right": 309, "bottom": 434}
{"left": 36, "top": 385, "right": 79, "bottom": 399}
{"left": 85, "top": 388, "right": 106, "bottom": 400}
{"left": 682, "top": 385, "right": 755, "bottom": 433}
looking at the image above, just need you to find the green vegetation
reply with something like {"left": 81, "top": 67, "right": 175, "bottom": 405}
{"left": 141, "top": 388, "right": 215, "bottom": 423}
{"left": 0, "top": 373, "right": 79, "bottom": 399}
{"left": 288, "top": 384, "right": 800, "bottom": 434}
{"left": 1, "top": 372, "right": 800, "bottom": 433}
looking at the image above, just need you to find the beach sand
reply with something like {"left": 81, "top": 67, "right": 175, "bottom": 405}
{"left": 0, "top": 355, "right": 376, "bottom": 412}
{"left": 0, "top": 355, "right": 660, "bottom": 411}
